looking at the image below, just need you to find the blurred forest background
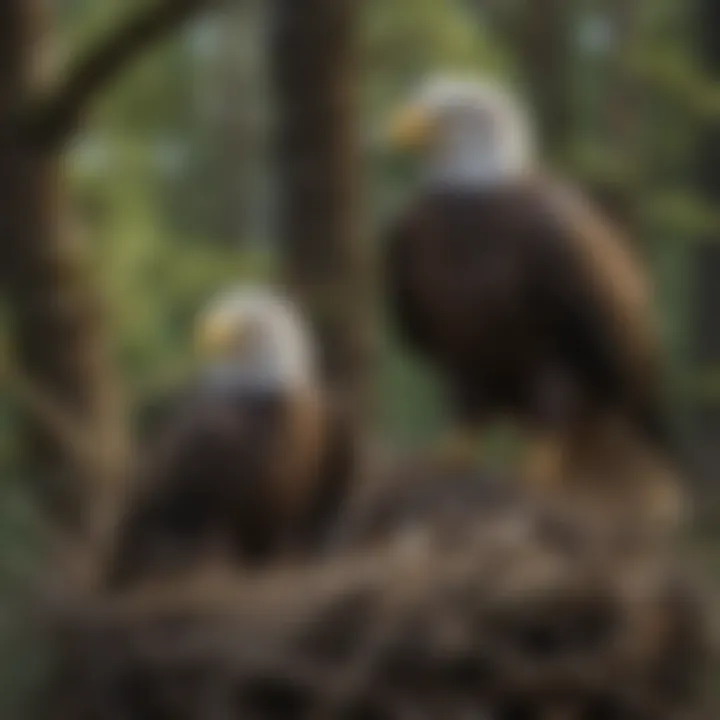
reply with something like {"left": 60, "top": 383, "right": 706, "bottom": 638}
{"left": 1, "top": 0, "right": 720, "bottom": 712}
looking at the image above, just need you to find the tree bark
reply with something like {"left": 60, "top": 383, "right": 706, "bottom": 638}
{"left": 691, "top": 0, "right": 720, "bottom": 487}
{"left": 0, "top": 0, "right": 114, "bottom": 539}
{"left": 0, "top": 0, "right": 209, "bottom": 554}
{"left": 271, "top": 0, "right": 371, "bottom": 422}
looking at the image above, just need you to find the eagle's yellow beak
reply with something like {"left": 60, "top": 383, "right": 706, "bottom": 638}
{"left": 387, "top": 105, "right": 435, "bottom": 150}
{"left": 196, "top": 313, "right": 248, "bottom": 359}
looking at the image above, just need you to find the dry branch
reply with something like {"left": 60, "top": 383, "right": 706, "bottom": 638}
{"left": 0, "top": 360, "right": 97, "bottom": 469}
{"left": 42, "top": 486, "right": 709, "bottom": 720}
{"left": 26, "top": 0, "right": 212, "bottom": 147}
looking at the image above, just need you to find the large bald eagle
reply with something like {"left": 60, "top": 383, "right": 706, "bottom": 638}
{"left": 384, "top": 76, "right": 675, "bottom": 487}
{"left": 108, "top": 288, "right": 355, "bottom": 588}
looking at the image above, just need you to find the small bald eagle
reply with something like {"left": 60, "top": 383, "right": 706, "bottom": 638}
{"left": 385, "top": 76, "right": 674, "bottom": 481}
{"left": 108, "top": 288, "right": 354, "bottom": 588}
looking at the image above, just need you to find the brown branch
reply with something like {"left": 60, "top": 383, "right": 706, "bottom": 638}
{"left": 0, "top": 361, "right": 99, "bottom": 471}
{"left": 26, "top": 0, "right": 212, "bottom": 148}
{"left": 0, "top": 360, "right": 136, "bottom": 581}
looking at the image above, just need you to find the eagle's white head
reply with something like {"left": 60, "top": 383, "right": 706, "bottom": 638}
{"left": 195, "top": 286, "right": 317, "bottom": 393}
{"left": 387, "top": 75, "right": 535, "bottom": 188}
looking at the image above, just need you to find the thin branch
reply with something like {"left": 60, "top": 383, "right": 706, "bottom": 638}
{"left": 26, "top": 0, "right": 212, "bottom": 148}
{"left": 1, "top": 360, "right": 138, "bottom": 587}
{"left": 0, "top": 361, "right": 99, "bottom": 470}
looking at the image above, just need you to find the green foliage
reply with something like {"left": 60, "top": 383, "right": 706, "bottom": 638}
{"left": 362, "top": 0, "right": 508, "bottom": 93}
{"left": 52, "top": 0, "right": 716, "bottom": 443}
{"left": 376, "top": 326, "right": 447, "bottom": 445}
{"left": 70, "top": 151, "right": 273, "bottom": 407}
{"left": 2, "top": 0, "right": 717, "bottom": 711}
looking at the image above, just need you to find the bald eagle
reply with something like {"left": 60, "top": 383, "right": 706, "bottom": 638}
{"left": 384, "top": 76, "right": 674, "bottom": 484}
{"left": 108, "top": 288, "right": 355, "bottom": 588}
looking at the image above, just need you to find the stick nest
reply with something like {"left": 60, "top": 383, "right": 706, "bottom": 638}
{"left": 43, "top": 466, "right": 709, "bottom": 720}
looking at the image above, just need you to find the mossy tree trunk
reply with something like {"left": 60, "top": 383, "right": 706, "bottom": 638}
{"left": 691, "top": 0, "right": 720, "bottom": 487}
{"left": 271, "top": 0, "right": 371, "bottom": 425}
{"left": 0, "top": 0, "right": 209, "bottom": 564}
{"left": 0, "top": 0, "right": 118, "bottom": 541}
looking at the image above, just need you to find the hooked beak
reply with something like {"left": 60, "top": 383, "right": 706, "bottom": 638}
{"left": 196, "top": 314, "right": 249, "bottom": 360}
{"left": 387, "top": 104, "right": 435, "bottom": 150}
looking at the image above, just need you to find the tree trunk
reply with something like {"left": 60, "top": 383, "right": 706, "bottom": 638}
{"left": 271, "top": 0, "right": 371, "bottom": 420}
{"left": 691, "top": 0, "right": 720, "bottom": 488}
{"left": 0, "top": 0, "right": 125, "bottom": 546}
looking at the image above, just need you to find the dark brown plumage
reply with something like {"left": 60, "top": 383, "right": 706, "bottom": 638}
{"left": 107, "top": 385, "right": 354, "bottom": 589}
{"left": 386, "top": 177, "right": 672, "bottom": 459}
